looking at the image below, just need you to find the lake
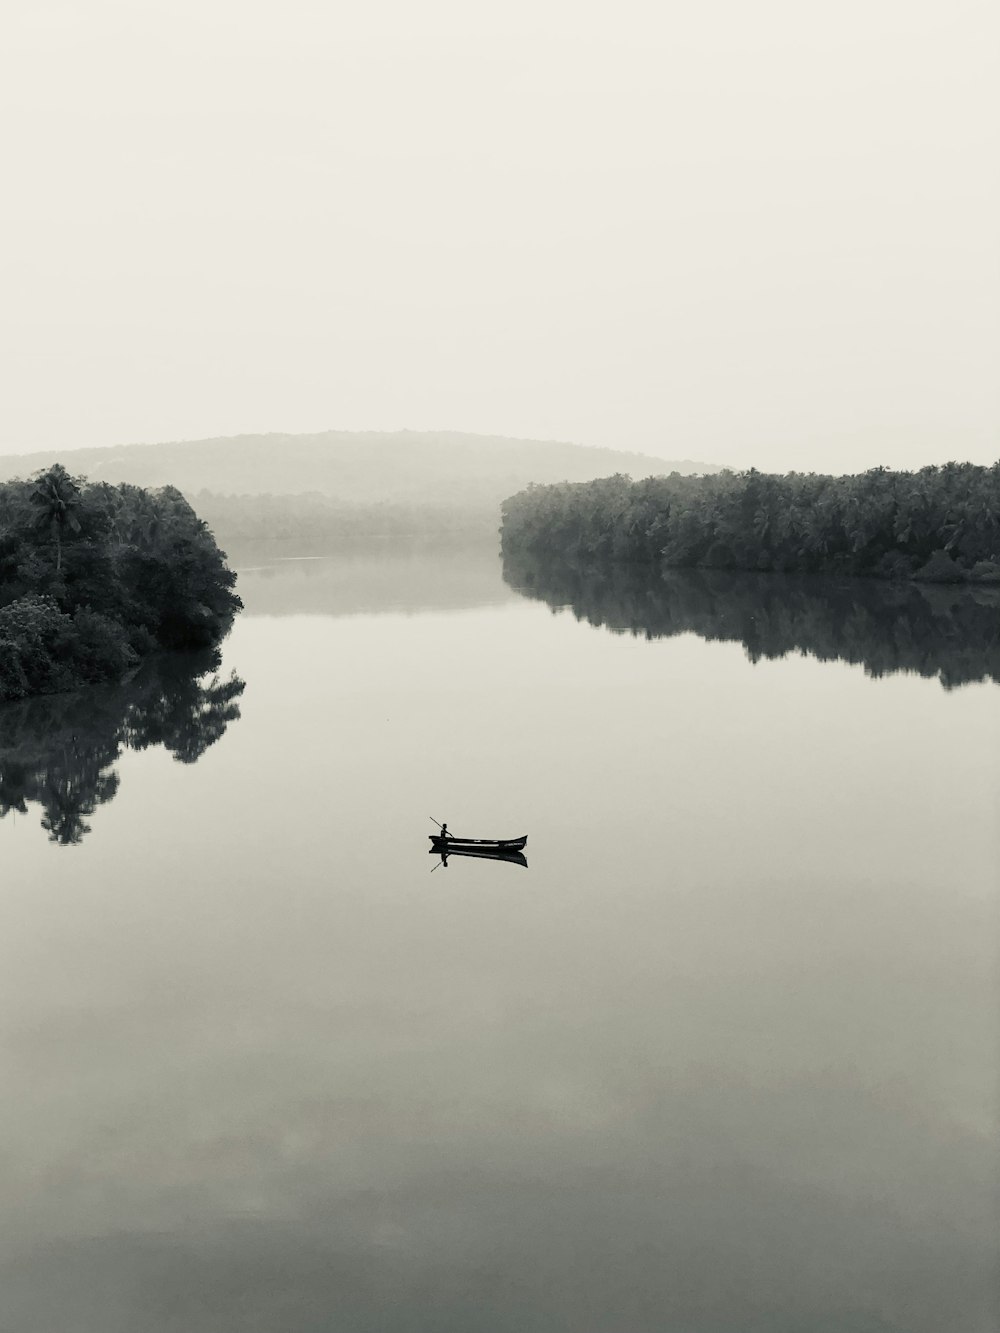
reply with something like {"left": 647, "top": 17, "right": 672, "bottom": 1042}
{"left": 1, "top": 545, "right": 997, "bottom": 1332}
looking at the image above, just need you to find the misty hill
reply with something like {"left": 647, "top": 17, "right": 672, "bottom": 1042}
{"left": 0, "top": 431, "right": 717, "bottom": 507}
{"left": 0, "top": 431, "right": 719, "bottom": 549}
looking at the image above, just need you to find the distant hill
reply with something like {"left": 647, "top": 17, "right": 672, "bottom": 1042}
{"left": 0, "top": 431, "right": 719, "bottom": 504}
{"left": 0, "top": 431, "right": 720, "bottom": 548}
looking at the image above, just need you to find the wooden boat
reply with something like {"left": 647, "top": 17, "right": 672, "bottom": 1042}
{"left": 429, "top": 847, "right": 527, "bottom": 868}
{"left": 429, "top": 834, "right": 527, "bottom": 852}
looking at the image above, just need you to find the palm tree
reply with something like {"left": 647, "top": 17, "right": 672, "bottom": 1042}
{"left": 29, "top": 464, "right": 82, "bottom": 571}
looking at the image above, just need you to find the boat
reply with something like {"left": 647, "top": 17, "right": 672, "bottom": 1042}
{"left": 429, "top": 847, "right": 528, "bottom": 868}
{"left": 429, "top": 834, "right": 527, "bottom": 852}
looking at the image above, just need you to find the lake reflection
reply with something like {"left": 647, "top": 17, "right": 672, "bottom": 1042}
{"left": 231, "top": 538, "right": 515, "bottom": 618}
{"left": 503, "top": 548, "right": 1000, "bottom": 689}
{"left": 0, "top": 651, "right": 245, "bottom": 844}
{"left": 0, "top": 550, "right": 996, "bottom": 1332}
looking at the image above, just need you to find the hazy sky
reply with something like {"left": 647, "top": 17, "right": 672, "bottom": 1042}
{"left": 3, "top": 1, "right": 997, "bottom": 472}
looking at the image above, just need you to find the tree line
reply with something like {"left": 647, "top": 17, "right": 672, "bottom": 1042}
{"left": 0, "top": 464, "right": 241, "bottom": 701}
{"left": 500, "top": 464, "right": 1000, "bottom": 583}
{"left": 502, "top": 549, "right": 1000, "bottom": 690}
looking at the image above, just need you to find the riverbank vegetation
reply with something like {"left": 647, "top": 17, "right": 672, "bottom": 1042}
{"left": 0, "top": 465, "right": 241, "bottom": 701}
{"left": 501, "top": 465, "right": 1000, "bottom": 583}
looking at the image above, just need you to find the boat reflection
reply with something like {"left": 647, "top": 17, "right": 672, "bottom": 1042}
{"left": 430, "top": 847, "right": 528, "bottom": 870}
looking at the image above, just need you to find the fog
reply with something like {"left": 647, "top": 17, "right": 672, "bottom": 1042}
{"left": 3, "top": 1, "right": 997, "bottom": 473}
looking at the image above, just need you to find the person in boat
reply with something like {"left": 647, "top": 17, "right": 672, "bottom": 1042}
{"left": 440, "top": 822, "right": 450, "bottom": 841}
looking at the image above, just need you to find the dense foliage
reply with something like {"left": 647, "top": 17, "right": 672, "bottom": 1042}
{"left": 501, "top": 465, "right": 1000, "bottom": 583}
{"left": 0, "top": 650, "right": 245, "bottom": 844}
{"left": 502, "top": 549, "right": 1000, "bottom": 690}
{"left": 0, "top": 465, "right": 241, "bottom": 700}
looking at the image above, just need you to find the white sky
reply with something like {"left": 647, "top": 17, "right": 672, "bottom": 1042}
{"left": 2, "top": 0, "right": 997, "bottom": 472}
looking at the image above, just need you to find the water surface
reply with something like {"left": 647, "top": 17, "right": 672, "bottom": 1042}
{"left": 1, "top": 549, "right": 997, "bottom": 1332}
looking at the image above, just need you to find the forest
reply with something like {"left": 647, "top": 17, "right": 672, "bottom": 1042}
{"left": 0, "top": 464, "right": 241, "bottom": 701}
{"left": 502, "top": 549, "right": 1000, "bottom": 690}
{"left": 500, "top": 464, "right": 1000, "bottom": 583}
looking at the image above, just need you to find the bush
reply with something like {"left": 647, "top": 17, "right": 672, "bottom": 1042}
{"left": 0, "top": 595, "right": 77, "bottom": 699}
{"left": 875, "top": 550, "right": 917, "bottom": 580}
{"left": 0, "top": 637, "right": 28, "bottom": 699}
{"left": 69, "top": 608, "right": 137, "bottom": 683}
{"left": 913, "top": 549, "right": 967, "bottom": 583}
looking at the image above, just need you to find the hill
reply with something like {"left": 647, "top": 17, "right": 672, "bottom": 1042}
{"left": 0, "top": 431, "right": 717, "bottom": 506}
{"left": 0, "top": 431, "right": 720, "bottom": 550}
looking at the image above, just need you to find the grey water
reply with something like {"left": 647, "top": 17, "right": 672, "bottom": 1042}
{"left": 1, "top": 546, "right": 997, "bottom": 1332}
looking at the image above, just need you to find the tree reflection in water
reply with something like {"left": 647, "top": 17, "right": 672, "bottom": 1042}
{"left": 503, "top": 551, "right": 1000, "bottom": 690}
{"left": 0, "top": 651, "right": 245, "bottom": 845}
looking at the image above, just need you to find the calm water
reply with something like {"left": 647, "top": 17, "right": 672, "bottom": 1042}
{"left": 1, "top": 547, "right": 997, "bottom": 1332}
